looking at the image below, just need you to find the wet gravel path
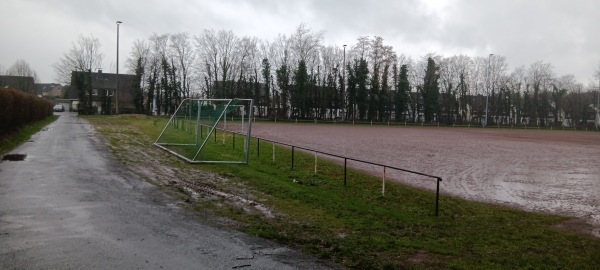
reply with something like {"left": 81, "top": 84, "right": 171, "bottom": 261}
{"left": 0, "top": 113, "right": 341, "bottom": 270}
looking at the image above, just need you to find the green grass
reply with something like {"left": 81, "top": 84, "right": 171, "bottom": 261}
{"left": 86, "top": 114, "right": 600, "bottom": 270}
{"left": 0, "top": 115, "right": 59, "bottom": 156}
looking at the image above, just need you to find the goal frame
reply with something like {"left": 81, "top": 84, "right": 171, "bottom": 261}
{"left": 154, "top": 98, "right": 253, "bottom": 164}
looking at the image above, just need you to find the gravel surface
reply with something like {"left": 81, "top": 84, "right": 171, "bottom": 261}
{"left": 252, "top": 122, "right": 600, "bottom": 236}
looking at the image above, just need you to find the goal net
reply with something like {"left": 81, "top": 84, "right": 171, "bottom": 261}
{"left": 154, "top": 98, "right": 253, "bottom": 164}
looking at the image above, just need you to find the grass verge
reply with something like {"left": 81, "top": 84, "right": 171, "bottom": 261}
{"left": 0, "top": 115, "right": 59, "bottom": 156}
{"left": 86, "top": 114, "right": 600, "bottom": 270}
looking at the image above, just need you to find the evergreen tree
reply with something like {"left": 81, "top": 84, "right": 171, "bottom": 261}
{"left": 458, "top": 73, "right": 469, "bottom": 123}
{"left": 395, "top": 64, "right": 410, "bottom": 121}
{"left": 356, "top": 59, "right": 369, "bottom": 120}
{"left": 146, "top": 67, "right": 158, "bottom": 115}
{"left": 293, "top": 60, "right": 308, "bottom": 118}
{"left": 276, "top": 62, "right": 290, "bottom": 119}
{"left": 261, "top": 58, "right": 271, "bottom": 118}
{"left": 132, "top": 57, "right": 145, "bottom": 114}
{"left": 346, "top": 62, "right": 357, "bottom": 120}
{"left": 380, "top": 64, "right": 390, "bottom": 121}
{"left": 160, "top": 58, "right": 172, "bottom": 114}
{"left": 422, "top": 57, "right": 440, "bottom": 122}
{"left": 369, "top": 66, "right": 380, "bottom": 120}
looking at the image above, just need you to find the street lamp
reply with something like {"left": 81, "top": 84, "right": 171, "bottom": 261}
{"left": 484, "top": 53, "right": 493, "bottom": 127}
{"left": 116, "top": 20, "right": 122, "bottom": 114}
{"left": 343, "top": 44, "right": 347, "bottom": 120}
{"left": 597, "top": 76, "right": 600, "bottom": 130}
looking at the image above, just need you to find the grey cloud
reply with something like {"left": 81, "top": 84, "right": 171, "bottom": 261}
{"left": 1, "top": 0, "right": 599, "bottom": 84}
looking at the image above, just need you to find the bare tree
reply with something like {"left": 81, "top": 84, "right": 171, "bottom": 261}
{"left": 289, "top": 24, "right": 323, "bottom": 71}
{"left": 170, "top": 32, "right": 195, "bottom": 98}
{"left": 488, "top": 55, "right": 509, "bottom": 125}
{"left": 126, "top": 39, "right": 150, "bottom": 74}
{"left": 194, "top": 29, "right": 239, "bottom": 97}
{"left": 6, "top": 59, "right": 39, "bottom": 82}
{"left": 54, "top": 34, "right": 104, "bottom": 83}
{"left": 526, "top": 60, "right": 555, "bottom": 126}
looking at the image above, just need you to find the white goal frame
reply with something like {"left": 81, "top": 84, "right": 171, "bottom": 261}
{"left": 154, "top": 98, "right": 253, "bottom": 164}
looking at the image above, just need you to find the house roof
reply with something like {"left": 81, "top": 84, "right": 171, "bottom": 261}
{"left": 0, "top": 75, "right": 35, "bottom": 93}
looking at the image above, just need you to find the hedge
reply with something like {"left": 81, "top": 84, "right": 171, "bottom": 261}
{"left": 0, "top": 87, "right": 53, "bottom": 137}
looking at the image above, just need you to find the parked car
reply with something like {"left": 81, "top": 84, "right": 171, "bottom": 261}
{"left": 53, "top": 104, "right": 65, "bottom": 112}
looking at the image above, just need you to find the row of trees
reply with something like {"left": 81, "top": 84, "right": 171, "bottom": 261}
{"left": 57, "top": 26, "right": 600, "bottom": 127}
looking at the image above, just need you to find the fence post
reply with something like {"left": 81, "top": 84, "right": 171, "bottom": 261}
{"left": 272, "top": 142, "right": 275, "bottom": 163}
{"left": 314, "top": 151, "right": 317, "bottom": 174}
{"left": 291, "top": 146, "right": 295, "bottom": 170}
{"left": 257, "top": 138, "right": 260, "bottom": 157}
{"left": 382, "top": 166, "right": 386, "bottom": 196}
{"left": 436, "top": 177, "right": 442, "bottom": 216}
{"left": 344, "top": 158, "right": 347, "bottom": 187}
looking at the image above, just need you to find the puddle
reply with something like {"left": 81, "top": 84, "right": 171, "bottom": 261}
{"left": 1, "top": 154, "right": 27, "bottom": 161}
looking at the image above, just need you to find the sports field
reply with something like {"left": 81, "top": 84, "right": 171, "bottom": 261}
{"left": 252, "top": 122, "right": 600, "bottom": 236}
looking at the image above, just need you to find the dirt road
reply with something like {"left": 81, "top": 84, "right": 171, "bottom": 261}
{"left": 0, "top": 113, "right": 340, "bottom": 269}
{"left": 252, "top": 122, "right": 600, "bottom": 235}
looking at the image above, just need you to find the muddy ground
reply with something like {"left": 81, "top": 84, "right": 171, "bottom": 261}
{"left": 251, "top": 122, "right": 600, "bottom": 236}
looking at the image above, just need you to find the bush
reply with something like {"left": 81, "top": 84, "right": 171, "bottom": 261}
{"left": 0, "top": 87, "right": 53, "bottom": 137}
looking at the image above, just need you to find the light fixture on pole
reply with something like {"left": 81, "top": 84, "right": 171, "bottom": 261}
{"left": 484, "top": 53, "right": 493, "bottom": 127}
{"left": 116, "top": 20, "right": 122, "bottom": 114}
{"left": 343, "top": 44, "right": 347, "bottom": 120}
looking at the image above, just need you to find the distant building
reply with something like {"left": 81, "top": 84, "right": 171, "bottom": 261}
{"left": 0, "top": 75, "right": 35, "bottom": 93}
{"left": 68, "top": 70, "right": 136, "bottom": 114}
{"left": 35, "top": 83, "right": 64, "bottom": 98}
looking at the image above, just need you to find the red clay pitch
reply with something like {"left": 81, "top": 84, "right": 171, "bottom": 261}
{"left": 252, "top": 122, "right": 600, "bottom": 235}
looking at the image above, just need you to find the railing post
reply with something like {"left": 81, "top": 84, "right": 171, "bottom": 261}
{"left": 344, "top": 158, "right": 347, "bottom": 187}
{"left": 291, "top": 146, "right": 295, "bottom": 170}
{"left": 382, "top": 166, "right": 386, "bottom": 196}
{"left": 314, "top": 151, "right": 317, "bottom": 174}
{"left": 436, "top": 177, "right": 442, "bottom": 216}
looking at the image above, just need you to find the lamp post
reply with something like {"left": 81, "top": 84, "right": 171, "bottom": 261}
{"left": 484, "top": 53, "right": 493, "bottom": 127}
{"left": 116, "top": 20, "right": 122, "bottom": 114}
{"left": 597, "top": 76, "right": 600, "bottom": 130}
{"left": 343, "top": 44, "right": 347, "bottom": 120}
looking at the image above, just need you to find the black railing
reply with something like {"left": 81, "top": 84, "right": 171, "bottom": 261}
{"left": 254, "top": 137, "right": 443, "bottom": 216}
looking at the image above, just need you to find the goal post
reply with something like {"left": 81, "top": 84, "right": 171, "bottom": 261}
{"left": 154, "top": 98, "right": 253, "bottom": 164}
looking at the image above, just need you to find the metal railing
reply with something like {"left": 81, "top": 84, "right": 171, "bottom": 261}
{"left": 254, "top": 137, "right": 443, "bottom": 216}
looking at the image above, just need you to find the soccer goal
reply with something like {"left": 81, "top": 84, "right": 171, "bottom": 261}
{"left": 154, "top": 98, "right": 254, "bottom": 164}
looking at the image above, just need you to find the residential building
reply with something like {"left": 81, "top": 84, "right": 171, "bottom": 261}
{"left": 68, "top": 70, "right": 136, "bottom": 114}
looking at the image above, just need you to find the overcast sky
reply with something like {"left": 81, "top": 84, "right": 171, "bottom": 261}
{"left": 2, "top": 0, "right": 599, "bottom": 87}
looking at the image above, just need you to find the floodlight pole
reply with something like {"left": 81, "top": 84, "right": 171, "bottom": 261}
{"left": 484, "top": 53, "right": 493, "bottom": 127}
{"left": 597, "top": 76, "right": 600, "bottom": 130}
{"left": 116, "top": 20, "right": 122, "bottom": 114}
